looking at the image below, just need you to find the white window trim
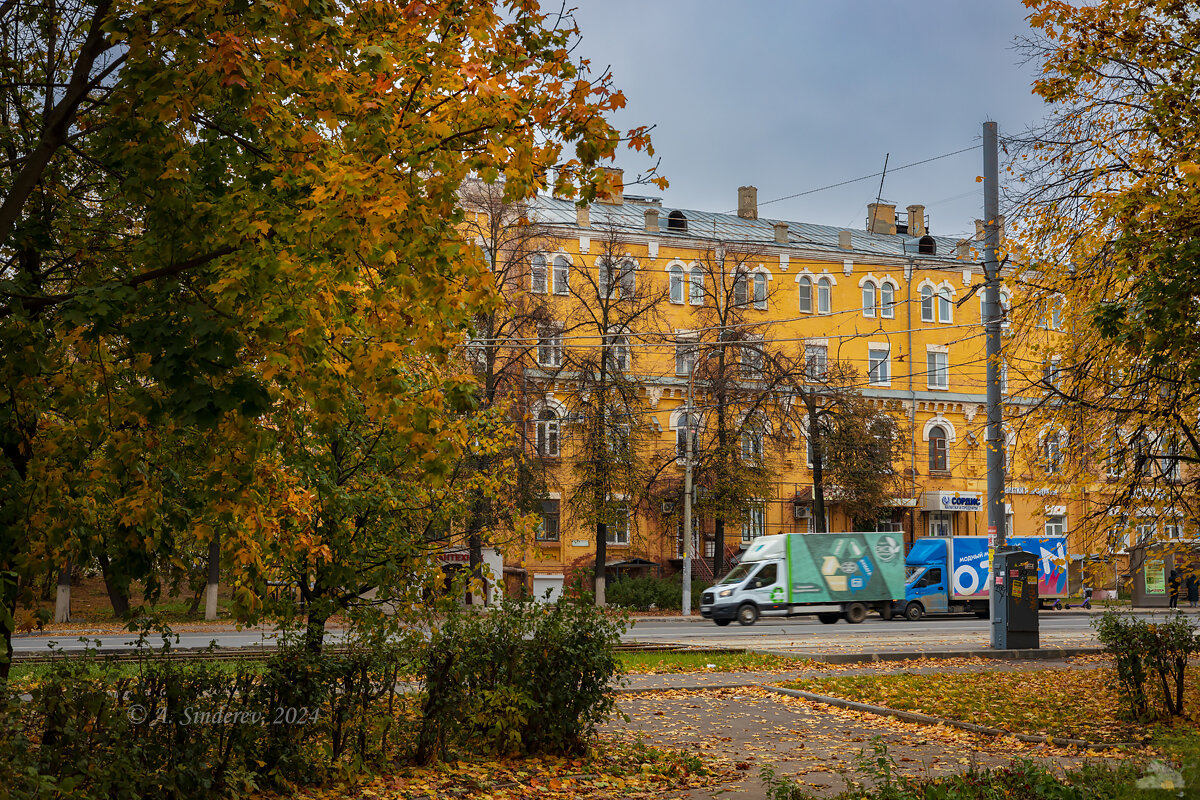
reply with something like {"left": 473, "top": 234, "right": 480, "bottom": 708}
{"left": 550, "top": 251, "right": 573, "bottom": 295}
{"left": 921, "top": 414, "right": 957, "bottom": 443}
{"left": 867, "top": 345, "right": 891, "bottom": 387}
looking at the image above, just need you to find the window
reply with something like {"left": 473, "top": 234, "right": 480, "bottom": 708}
{"left": 599, "top": 258, "right": 634, "bottom": 299}
{"left": 675, "top": 336, "right": 698, "bottom": 376}
{"left": 1043, "top": 358, "right": 1062, "bottom": 391}
{"left": 668, "top": 266, "right": 685, "bottom": 304}
{"left": 689, "top": 267, "right": 705, "bottom": 305}
{"left": 929, "top": 511, "right": 952, "bottom": 537}
{"left": 817, "top": 277, "right": 832, "bottom": 314}
{"left": 536, "top": 409, "right": 560, "bottom": 457}
{"left": 1045, "top": 514, "right": 1065, "bottom": 538}
{"left": 928, "top": 425, "right": 948, "bottom": 471}
{"left": 733, "top": 273, "right": 749, "bottom": 307}
{"left": 742, "top": 340, "right": 763, "bottom": 379}
{"left": 1134, "top": 523, "right": 1155, "bottom": 548}
{"left": 552, "top": 256, "right": 570, "bottom": 295}
{"left": 537, "top": 326, "right": 562, "bottom": 367}
{"left": 667, "top": 210, "right": 688, "bottom": 233}
{"left": 868, "top": 348, "right": 890, "bottom": 386}
{"left": 1105, "top": 433, "right": 1124, "bottom": 479}
{"left": 923, "top": 567, "right": 943, "bottom": 586}
{"left": 937, "top": 286, "right": 953, "bottom": 323}
{"left": 880, "top": 282, "right": 895, "bottom": 318}
{"left": 920, "top": 285, "right": 935, "bottom": 322}
{"left": 742, "top": 503, "right": 765, "bottom": 542}
{"left": 619, "top": 260, "right": 635, "bottom": 298}
{"left": 798, "top": 277, "right": 812, "bottom": 313}
{"left": 676, "top": 515, "right": 698, "bottom": 557}
{"left": 538, "top": 499, "right": 560, "bottom": 541}
{"left": 531, "top": 254, "right": 548, "bottom": 293}
{"left": 753, "top": 273, "right": 768, "bottom": 310}
{"left": 752, "top": 562, "right": 778, "bottom": 588}
{"left": 1165, "top": 522, "right": 1184, "bottom": 539}
{"left": 1160, "top": 443, "right": 1181, "bottom": 482}
{"left": 806, "top": 343, "right": 828, "bottom": 380}
{"left": 606, "top": 332, "right": 629, "bottom": 372}
{"left": 862, "top": 281, "right": 877, "bottom": 317}
{"left": 606, "top": 505, "right": 630, "bottom": 545}
{"left": 1043, "top": 432, "right": 1062, "bottom": 475}
{"left": 927, "top": 350, "right": 948, "bottom": 389}
{"left": 741, "top": 426, "right": 764, "bottom": 462}
{"left": 675, "top": 413, "right": 698, "bottom": 458}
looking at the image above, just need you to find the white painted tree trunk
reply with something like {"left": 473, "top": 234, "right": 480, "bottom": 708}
{"left": 54, "top": 564, "right": 70, "bottom": 623}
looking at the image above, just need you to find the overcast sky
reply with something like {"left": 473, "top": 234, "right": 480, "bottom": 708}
{"left": 568, "top": 1, "right": 1050, "bottom": 241}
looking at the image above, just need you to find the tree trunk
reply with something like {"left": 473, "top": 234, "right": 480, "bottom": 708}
{"left": 205, "top": 532, "right": 220, "bottom": 620}
{"left": 97, "top": 552, "right": 130, "bottom": 618}
{"left": 55, "top": 561, "right": 72, "bottom": 623}
{"left": 809, "top": 404, "right": 827, "bottom": 533}
{"left": 0, "top": 572, "right": 16, "bottom": 683}
{"left": 466, "top": 499, "right": 485, "bottom": 606}
{"left": 712, "top": 518, "right": 725, "bottom": 578}
{"left": 304, "top": 609, "right": 328, "bottom": 655}
{"left": 594, "top": 521, "right": 607, "bottom": 606}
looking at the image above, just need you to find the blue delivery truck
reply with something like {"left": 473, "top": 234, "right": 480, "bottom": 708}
{"left": 897, "top": 536, "right": 1068, "bottom": 620}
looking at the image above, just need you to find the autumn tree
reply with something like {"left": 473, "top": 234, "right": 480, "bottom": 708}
{"left": 1005, "top": 0, "right": 1200, "bottom": 551}
{"left": 0, "top": 1, "right": 658, "bottom": 676}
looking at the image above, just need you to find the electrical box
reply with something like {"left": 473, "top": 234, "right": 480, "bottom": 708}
{"left": 991, "top": 547, "right": 1039, "bottom": 649}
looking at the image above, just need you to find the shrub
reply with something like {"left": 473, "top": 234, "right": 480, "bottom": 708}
{"left": 606, "top": 575, "right": 713, "bottom": 612}
{"left": 1093, "top": 609, "right": 1200, "bottom": 720}
{"left": 414, "top": 598, "right": 626, "bottom": 764}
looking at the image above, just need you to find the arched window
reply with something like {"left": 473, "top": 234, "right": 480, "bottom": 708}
{"left": 618, "top": 259, "right": 636, "bottom": 298}
{"left": 918, "top": 235, "right": 937, "bottom": 255}
{"left": 552, "top": 256, "right": 570, "bottom": 295}
{"left": 675, "top": 412, "right": 697, "bottom": 458}
{"left": 741, "top": 425, "right": 764, "bottom": 461}
{"left": 862, "top": 281, "right": 877, "bottom": 318}
{"left": 880, "top": 282, "right": 895, "bottom": 318}
{"left": 817, "top": 277, "right": 832, "bottom": 314}
{"left": 606, "top": 331, "right": 629, "bottom": 372}
{"left": 531, "top": 254, "right": 548, "bottom": 293}
{"left": 733, "top": 272, "right": 749, "bottom": 307}
{"left": 668, "top": 265, "right": 684, "bottom": 304}
{"left": 798, "top": 276, "right": 813, "bottom": 313}
{"left": 928, "top": 425, "right": 948, "bottom": 471}
{"left": 667, "top": 210, "right": 688, "bottom": 233}
{"left": 536, "top": 409, "right": 560, "bottom": 457}
{"left": 920, "top": 285, "right": 935, "bottom": 322}
{"left": 1043, "top": 432, "right": 1062, "bottom": 475}
{"left": 938, "top": 286, "right": 953, "bottom": 323}
{"left": 753, "top": 273, "right": 768, "bottom": 310}
{"left": 689, "top": 266, "right": 705, "bottom": 305}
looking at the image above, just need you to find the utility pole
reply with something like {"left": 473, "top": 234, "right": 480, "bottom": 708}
{"left": 983, "top": 121, "right": 1015, "bottom": 648}
{"left": 681, "top": 366, "right": 697, "bottom": 616}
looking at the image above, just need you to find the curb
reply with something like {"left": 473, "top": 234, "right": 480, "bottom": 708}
{"left": 763, "top": 685, "right": 1140, "bottom": 751}
{"left": 616, "top": 682, "right": 760, "bottom": 694}
{"left": 743, "top": 646, "right": 1104, "bottom": 664}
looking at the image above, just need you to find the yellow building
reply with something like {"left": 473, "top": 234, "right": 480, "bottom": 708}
{"left": 487, "top": 176, "right": 1094, "bottom": 598}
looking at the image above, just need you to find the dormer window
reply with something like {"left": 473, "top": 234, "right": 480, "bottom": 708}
{"left": 667, "top": 210, "right": 688, "bottom": 233}
{"left": 918, "top": 236, "right": 937, "bottom": 255}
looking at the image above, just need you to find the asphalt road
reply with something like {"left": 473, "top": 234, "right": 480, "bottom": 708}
{"left": 13, "top": 609, "right": 1194, "bottom": 654}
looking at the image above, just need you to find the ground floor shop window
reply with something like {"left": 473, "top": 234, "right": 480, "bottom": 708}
{"left": 929, "top": 511, "right": 952, "bottom": 537}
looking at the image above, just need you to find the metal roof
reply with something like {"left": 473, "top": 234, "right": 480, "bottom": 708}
{"left": 530, "top": 194, "right": 967, "bottom": 262}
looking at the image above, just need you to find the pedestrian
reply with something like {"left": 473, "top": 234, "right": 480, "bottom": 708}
{"left": 1187, "top": 573, "right": 1199, "bottom": 609}
{"left": 1169, "top": 568, "right": 1181, "bottom": 609}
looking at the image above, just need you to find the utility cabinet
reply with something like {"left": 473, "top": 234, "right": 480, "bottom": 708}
{"left": 991, "top": 548, "right": 1039, "bottom": 650}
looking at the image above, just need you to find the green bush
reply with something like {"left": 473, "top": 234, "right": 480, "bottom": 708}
{"left": 414, "top": 598, "right": 626, "bottom": 764}
{"left": 1093, "top": 610, "right": 1200, "bottom": 720}
{"left": 606, "top": 575, "right": 713, "bottom": 612}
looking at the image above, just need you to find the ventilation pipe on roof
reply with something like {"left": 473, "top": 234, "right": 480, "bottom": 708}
{"left": 597, "top": 167, "right": 624, "bottom": 205}
{"left": 644, "top": 207, "right": 659, "bottom": 232}
{"left": 975, "top": 215, "right": 1004, "bottom": 243}
{"left": 906, "top": 205, "right": 926, "bottom": 236}
{"left": 576, "top": 204, "right": 590, "bottom": 228}
{"left": 738, "top": 185, "right": 758, "bottom": 220}
{"left": 956, "top": 240, "right": 971, "bottom": 260}
{"left": 838, "top": 230, "right": 853, "bottom": 250}
{"left": 773, "top": 221, "right": 788, "bottom": 244}
{"left": 867, "top": 203, "right": 897, "bottom": 235}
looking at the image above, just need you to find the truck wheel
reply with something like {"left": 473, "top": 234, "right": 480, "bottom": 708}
{"left": 714, "top": 619, "right": 731, "bottom": 627}
{"left": 817, "top": 613, "right": 840, "bottom": 624}
{"left": 904, "top": 602, "right": 923, "bottom": 621}
{"left": 736, "top": 604, "right": 759, "bottom": 626}
{"left": 844, "top": 603, "right": 868, "bottom": 624}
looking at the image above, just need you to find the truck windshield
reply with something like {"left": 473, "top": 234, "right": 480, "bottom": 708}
{"left": 905, "top": 567, "right": 924, "bottom": 584}
{"left": 719, "top": 564, "right": 755, "bottom": 585}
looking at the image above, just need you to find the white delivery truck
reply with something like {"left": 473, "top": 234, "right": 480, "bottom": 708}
{"left": 699, "top": 532, "right": 906, "bottom": 626}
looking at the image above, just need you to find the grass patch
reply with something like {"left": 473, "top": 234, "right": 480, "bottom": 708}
{"left": 784, "top": 666, "right": 1200, "bottom": 744}
{"left": 619, "top": 650, "right": 805, "bottom": 674}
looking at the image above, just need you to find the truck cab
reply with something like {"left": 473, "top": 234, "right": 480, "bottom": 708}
{"left": 701, "top": 555, "right": 789, "bottom": 626}
{"left": 905, "top": 564, "right": 947, "bottom": 616}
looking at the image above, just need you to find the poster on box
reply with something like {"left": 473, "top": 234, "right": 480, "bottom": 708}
{"left": 948, "top": 536, "right": 1069, "bottom": 599}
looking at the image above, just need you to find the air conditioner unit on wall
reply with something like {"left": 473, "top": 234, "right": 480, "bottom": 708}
{"left": 793, "top": 503, "right": 810, "bottom": 520}
{"left": 661, "top": 501, "right": 676, "bottom": 514}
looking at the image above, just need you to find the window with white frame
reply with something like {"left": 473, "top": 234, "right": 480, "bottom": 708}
{"left": 880, "top": 282, "right": 895, "bottom": 318}
{"left": 1045, "top": 514, "right": 1065, "bottom": 537}
{"left": 862, "top": 281, "right": 877, "bottom": 317}
{"left": 536, "top": 409, "right": 560, "bottom": 457}
{"left": 538, "top": 499, "right": 560, "bottom": 541}
{"left": 926, "top": 350, "right": 948, "bottom": 389}
{"left": 675, "top": 412, "right": 698, "bottom": 458}
{"left": 1043, "top": 357, "right": 1062, "bottom": 391}
{"left": 742, "top": 338, "right": 763, "bottom": 379}
{"left": 741, "top": 503, "right": 765, "bottom": 542}
{"left": 741, "top": 425, "right": 764, "bottom": 462}
{"left": 531, "top": 254, "right": 548, "bottom": 293}
{"left": 733, "top": 272, "right": 749, "bottom": 307}
{"left": 689, "top": 266, "right": 705, "bottom": 305}
{"left": 618, "top": 260, "right": 635, "bottom": 298}
{"left": 937, "top": 286, "right": 953, "bottom": 323}
{"left": 537, "top": 325, "right": 562, "bottom": 368}
{"left": 1165, "top": 522, "right": 1184, "bottom": 539}
{"left": 599, "top": 258, "right": 634, "bottom": 299}
{"left": 668, "top": 265, "right": 684, "bottom": 304}
{"left": 1133, "top": 522, "right": 1155, "bottom": 548}
{"left": 675, "top": 335, "right": 698, "bottom": 376}
{"left": 817, "top": 277, "right": 832, "bottom": 314}
{"left": 1160, "top": 441, "right": 1181, "bottom": 482}
{"left": 929, "top": 511, "right": 952, "bottom": 537}
{"left": 798, "top": 276, "right": 813, "bottom": 313}
{"left": 928, "top": 425, "right": 948, "bottom": 471}
{"left": 606, "top": 331, "right": 629, "bottom": 372}
{"left": 753, "top": 273, "right": 768, "bottom": 310}
{"left": 1043, "top": 431, "right": 1063, "bottom": 474}
{"left": 606, "top": 505, "right": 630, "bottom": 545}
{"left": 868, "top": 347, "right": 890, "bottom": 386}
{"left": 552, "top": 256, "right": 570, "bottom": 295}
{"left": 920, "top": 285, "right": 935, "bottom": 322}
{"left": 806, "top": 343, "right": 828, "bottom": 380}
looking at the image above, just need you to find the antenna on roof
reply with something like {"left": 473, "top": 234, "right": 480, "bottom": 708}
{"left": 875, "top": 153, "right": 890, "bottom": 205}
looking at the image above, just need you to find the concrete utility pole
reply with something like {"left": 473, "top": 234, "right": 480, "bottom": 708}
{"left": 681, "top": 367, "right": 697, "bottom": 616}
{"left": 982, "top": 121, "right": 1010, "bottom": 648}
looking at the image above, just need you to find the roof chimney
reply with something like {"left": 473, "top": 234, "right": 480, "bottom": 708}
{"left": 975, "top": 215, "right": 1005, "bottom": 243}
{"left": 906, "top": 205, "right": 926, "bottom": 237}
{"left": 838, "top": 230, "right": 853, "bottom": 250}
{"left": 738, "top": 186, "right": 758, "bottom": 220}
{"left": 867, "top": 203, "right": 897, "bottom": 235}
{"left": 597, "top": 167, "right": 624, "bottom": 205}
{"left": 773, "top": 221, "right": 788, "bottom": 244}
{"left": 576, "top": 204, "right": 590, "bottom": 228}
{"left": 956, "top": 240, "right": 971, "bottom": 260}
{"left": 644, "top": 207, "right": 659, "bottom": 233}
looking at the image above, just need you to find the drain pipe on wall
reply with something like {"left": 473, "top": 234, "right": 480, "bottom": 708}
{"left": 907, "top": 257, "right": 917, "bottom": 544}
